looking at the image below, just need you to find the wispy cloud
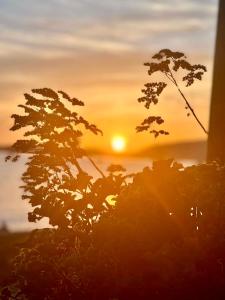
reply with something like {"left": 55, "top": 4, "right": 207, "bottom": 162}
{"left": 0, "top": 0, "right": 218, "bottom": 57}
{"left": 0, "top": 0, "right": 219, "bottom": 148}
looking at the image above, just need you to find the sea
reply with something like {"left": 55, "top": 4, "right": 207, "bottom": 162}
{"left": 0, "top": 151, "right": 197, "bottom": 232}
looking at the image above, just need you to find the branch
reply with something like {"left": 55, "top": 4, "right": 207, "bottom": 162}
{"left": 168, "top": 68, "right": 208, "bottom": 135}
{"left": 86, "top": 156, "right": 106, "bottom": 178}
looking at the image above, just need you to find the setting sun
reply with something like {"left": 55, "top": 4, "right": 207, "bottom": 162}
{"left": 111, "top": 136, "right": 126, "bottom": 153}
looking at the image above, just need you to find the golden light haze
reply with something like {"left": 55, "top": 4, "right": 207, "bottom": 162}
{"left": 0, "top": 0, "right": 218, "bottom": 153}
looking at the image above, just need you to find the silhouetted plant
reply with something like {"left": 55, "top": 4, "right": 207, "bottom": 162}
{"left": 5, "top": 88, "right": 126, "bottom": 231}
{"left": 137, "top": 49, "right": 208, "bottom": 137}
{"left": 2, "top": 161, "right": 225, "bottom": 300}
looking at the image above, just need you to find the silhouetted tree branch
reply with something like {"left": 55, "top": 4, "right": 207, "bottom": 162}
{"left": 137, "top": 49, "right": 208, "bottom": 137}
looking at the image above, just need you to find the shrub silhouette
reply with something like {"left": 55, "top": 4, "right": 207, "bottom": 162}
{"left": 2, "top": 161, "right": 225, "bottom": 299}
{"left": 6, "top": 88, "right": 126, "bottom": 232}
{"left": 88, "top": 161, "right": 225, "bottom": 299}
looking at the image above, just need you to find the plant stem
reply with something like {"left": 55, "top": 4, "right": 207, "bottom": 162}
{"left": 176, "top": 86, "right": 208, "bottom": 135}
{"left": 87, "top": 156, "right": 106, "bottom": 178}
{"left": 168, "top": 69, "right": 208, "bottom": 135}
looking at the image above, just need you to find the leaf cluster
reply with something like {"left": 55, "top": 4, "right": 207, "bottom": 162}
{"left": 6, "top": 88, "right": 127, "bottom": 230}
{"left": 136, "top": 116, "right": 169, "bottom": 138}
{"left": 137, "top": 49, "right": 207, "bottom": 137}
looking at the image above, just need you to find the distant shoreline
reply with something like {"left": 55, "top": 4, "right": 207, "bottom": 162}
{"left": 86, "top": 140, "right": 207, "bottom": 161}
{"left": 0, "top": 139, "right": 207, "bottom": 161}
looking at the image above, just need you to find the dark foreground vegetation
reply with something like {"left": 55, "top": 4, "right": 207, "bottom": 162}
{"left": 1, "top": 50, "right": 225, "bottom": 299}
{"left": 0, "top": 232, "right": 28, "bottom": 286}
{"left": 2, "top": 161, "right": 225, "bottom": 299}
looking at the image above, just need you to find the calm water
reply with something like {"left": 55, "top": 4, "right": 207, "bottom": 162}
{"left": 0, "top": 151, "right": 196, "bottom": 231}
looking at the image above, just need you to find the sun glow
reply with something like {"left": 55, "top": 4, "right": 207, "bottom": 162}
{"left": 111, "top": 136, "right": 126, "bottom": 153}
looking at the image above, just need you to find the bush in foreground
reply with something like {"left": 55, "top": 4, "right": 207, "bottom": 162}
{"left": 2, "top": 160, "right": 225, "bottom": 299}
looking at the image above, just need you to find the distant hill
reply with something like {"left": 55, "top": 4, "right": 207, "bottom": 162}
{"left": 138, "top": 140, "right": 207, "bottom": 162}
{"left": 0, "top": 140, "right": 207, "bottom": 161}
{"left": 0, "top": 146, "right": 10, "bottom": 151}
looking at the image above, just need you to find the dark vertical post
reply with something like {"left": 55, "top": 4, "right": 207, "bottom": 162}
{"left": 207, "top": 0, "right": 225, "bottom": 162}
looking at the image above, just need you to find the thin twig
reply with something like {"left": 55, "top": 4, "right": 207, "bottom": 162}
{"left": 86, "top": 156, "right": 106, "bottom": 178}
{"left": 168, "top": 68, "right": 208, "bottom": 135}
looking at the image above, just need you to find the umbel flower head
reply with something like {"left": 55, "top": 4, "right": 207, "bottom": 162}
{"left": 136, "top": 49, "right": 207, "bottom": 137}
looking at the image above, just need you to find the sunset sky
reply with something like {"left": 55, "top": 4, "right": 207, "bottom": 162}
{"left": 0, "top": 0, "right": 218, "bottom": 153}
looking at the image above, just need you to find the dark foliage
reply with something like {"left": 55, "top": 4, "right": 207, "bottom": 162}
{"left": 2, "top": 161, "right": 225, "bottom": 299}
{"left": 6, "top": 88, "right": 126, "bottom": 231}
{"left": 0, "top": 233, "right": 28, "bottom": 286}
{"left": 137, "top": 49, "right": 208, "bottom": 137}
{"left": 136, "top": 116, "right": 169, "bottom": 138}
